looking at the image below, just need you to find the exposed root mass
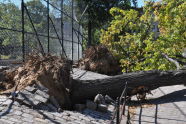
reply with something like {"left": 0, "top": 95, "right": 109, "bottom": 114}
{"left": 0, "top": 54, "right": 72, "bottom": 108}
{"left": 78, "top": 45, "right": 121, "bottom": 75}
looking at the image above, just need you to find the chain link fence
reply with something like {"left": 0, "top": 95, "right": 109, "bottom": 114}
{"left": 0, "top": 0, "right": 86, "bottom": 65}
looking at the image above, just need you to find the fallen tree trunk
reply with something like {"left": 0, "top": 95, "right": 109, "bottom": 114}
{"left": 71, "top": 70, "right": 186, "bottom": 103}
{"left": 1, "top": 63, "right": 186, "bottom": 108}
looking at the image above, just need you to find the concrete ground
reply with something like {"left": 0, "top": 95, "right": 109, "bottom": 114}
{"left": 1, "top": 66, "right": 186, "bottom": 124}
{"left": 0, "top": 68, "right": 114, "bottom": 124}
{"left": 122, "top": 85, "right": 186, "bottom": 124}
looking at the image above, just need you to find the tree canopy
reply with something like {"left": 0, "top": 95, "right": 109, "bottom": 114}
{"left": 75, "top": 0, "right": 138, "bottom": 45}
{"left": 101, "top": 0, "right": 186, "bottom": 72}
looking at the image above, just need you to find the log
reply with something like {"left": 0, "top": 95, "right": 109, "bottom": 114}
{"left": 1, "top": 66, "right": 186, "bottom": 107}
{"left": 71, "top": 69, "right": 186, "bottom": 103}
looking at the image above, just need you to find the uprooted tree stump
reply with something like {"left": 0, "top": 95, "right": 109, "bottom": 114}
{"left": 0, "top": 54, "right": 72, "bottom": 109}
{"left": 0, "top": 54, "right": 186, "bottom": 109}
{"left": 78, "top": 45, "right": 121, "bottom": 75}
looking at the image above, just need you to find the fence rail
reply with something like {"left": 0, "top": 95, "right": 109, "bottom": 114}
{"left": 111, "top": 82, "right": 131, "bottom": 124}
{"left": 0, "top": 0, "right": 87, "bottom": 64}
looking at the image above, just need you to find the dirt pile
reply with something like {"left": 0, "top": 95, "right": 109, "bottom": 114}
{"left": 78, "top": 45, "right": 121, "bottom": 75}
{"left": 0, "top": 54, "right": 71, "bottom": 109}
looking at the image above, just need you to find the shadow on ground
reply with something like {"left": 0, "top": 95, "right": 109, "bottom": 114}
{"left": 127, "top": 88, "right": 186, "bottom": 124}
{"left": 129, "top": 88, "right": 186, "bottom": 105}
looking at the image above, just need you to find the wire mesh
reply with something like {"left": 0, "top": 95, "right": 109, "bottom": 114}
{"left": 0, "top": 0, "right": 85, "bottom": 65}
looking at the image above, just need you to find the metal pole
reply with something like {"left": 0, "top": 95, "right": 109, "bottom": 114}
{"left": 116, "top": 97, "right": 120, "bottom": 124}
{"left": 61, "top": 0, "right": 64, "bottom": 55}
{"left": 71, "top": 0, "right": 74, "bottom": 61}
{"left": 77, "top": 23, "right": 80, "bottom": 60}
{"left": 127, "top": 105, "right": 130, "bottom": 124}
{"left": 121, "top": 82, "right": 128, "bottom": 116}
{"left": 47, "top": 0, "right": 50, "bottom": 53}
{"left": 77, "top": 4, "right": 88, "bottom": 60}
{"left": 122, "top": 93, "right": 126, "bottom": 116}
{"left": 21, "top": 0, "right": 25, "bottom": 62}
{"left": 24, "top": 5, "right": 45, "bottom": 55}
{"left": 49, "top": 17, "right": 67, "bottom": 58}
{"left": 82, "top": 33, "right": 84, "bottom": 52}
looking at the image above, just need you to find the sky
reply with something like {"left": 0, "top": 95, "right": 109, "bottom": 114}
{"left": 138, "top": 0, "right": 147, "bottom": 7}
{"left": 1, "top": 0, "right": 161, "bottom": 7}
{"left": 137, "top": 0, "right": 161, "bottom": 7}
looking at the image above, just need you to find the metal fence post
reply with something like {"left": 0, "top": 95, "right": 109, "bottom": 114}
{"left": 116, "top": 97, "right": 120, "bottom": 124}
{"left": 21, "top": 0, "right": 25, "bottom": 62}
{"left": 82, "top": 32, "right": 84, "bottom": 52}
{"left": 77, "top": 23, "right": 80, "bottom": 60}
{"left": 123, "top": 82, "right": 127, "bottom": 116}
{"left": 122, "top": 93, "right": 126, "bottom": 116}
{"left": 71, "top": 0, "right": 74, "bottom": 61}
{"left": 61, "top": 0, "right": 64, "bottom": 55}
{"left": 127, "top": 105, "right": 130, "bottom": 124}
{"left": 47, "top": 0, "right": 50, "bottom": 53}
{"left": 24, "top": 5, "right": 44, "bottom": 55}
{"left": 49, "top": 17, "right": 67, "bottom": 58}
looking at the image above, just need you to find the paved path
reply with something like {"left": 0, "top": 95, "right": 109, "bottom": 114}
{"left": 2, "top": 66, "right": 186, "bottom": 124}
{"left": 0, "top": 68, "right": 113, "bottom": 124}
{"left": 123, "top": 85, "right": 186, "bottom": 124}
{"left": 0, "top": 102, "right": 112, "bottom": 124}
{"left": 0, "top": 86, "right": 113, "bottom": 124}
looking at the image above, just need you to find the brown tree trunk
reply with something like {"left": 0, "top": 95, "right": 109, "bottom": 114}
{"left": 1, "top": 67, "right": 186, "bottom": 107}
{"left": 71, "top": 70, "right": 186, "bottom": 103}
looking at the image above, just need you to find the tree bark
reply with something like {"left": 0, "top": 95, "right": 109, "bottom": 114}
{"left": 71, "top": 70, "right": 186, "bottom": 103}
{"left": 1, "top": 67, "right": 186, "bottom": 106}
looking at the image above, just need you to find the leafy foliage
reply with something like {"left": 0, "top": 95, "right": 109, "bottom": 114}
{"left": 101, "top": 0, "right": 186, "bottom": 72}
